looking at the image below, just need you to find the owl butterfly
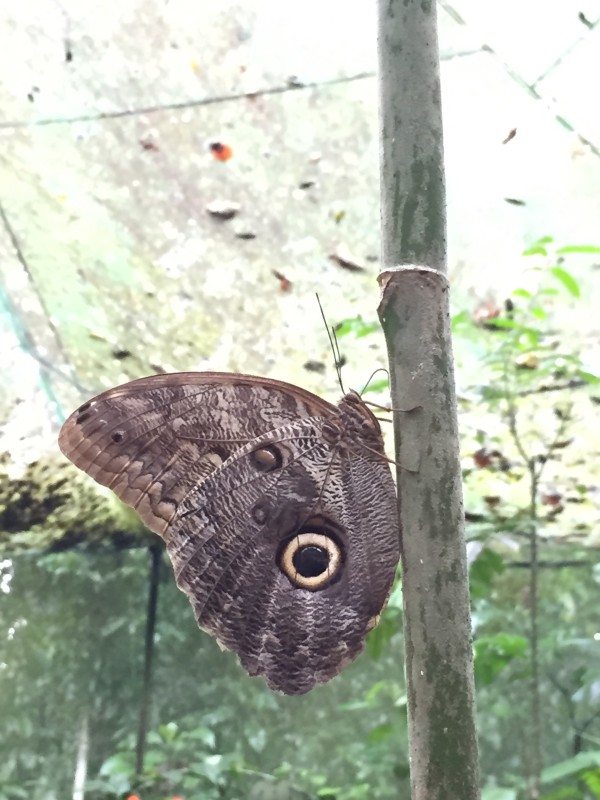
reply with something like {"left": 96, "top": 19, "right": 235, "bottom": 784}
{"left": 58, "top": 372, "right": 399, "bottom": 694}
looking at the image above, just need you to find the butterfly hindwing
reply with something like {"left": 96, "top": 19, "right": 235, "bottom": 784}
{"left": 166, "top": 417, "right": 398, "bottom": 694}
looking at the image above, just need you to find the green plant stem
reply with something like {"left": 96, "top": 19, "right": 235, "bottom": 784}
{"left": 505, "top": 385, "right": 578, "bottom": 800}
{"left": 528, "top": 465, "right": 542, "bottom": 800}
{"left": 503, "top": 374, "right": 542, "bottom": 799}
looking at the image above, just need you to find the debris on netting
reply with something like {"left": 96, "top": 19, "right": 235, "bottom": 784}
{"left": 139, "top": 138, "right": 159, "bottom": 152}
{"left": 206, "top": 200, "right": 241, "bottom": 220}
{"left": 272, "top": 269, "right": 292, "bottom": 293}
{"left": 234, "top": 226, "right": 256, "bottom": 240}
{"left": 329, "top": 243, "right": 367, "bottom": 273}
{"left": 208, "top": 141, "right": 233, "bottom": 161}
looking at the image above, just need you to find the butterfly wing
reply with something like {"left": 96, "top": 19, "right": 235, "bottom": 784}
{"left": 59, "top": 371, "right": 399, "bottom": 694}
{"left": 167, "top": 417, "right": 399, "bottom": 694}
{"left": 58, "top": 372, "right": 335, "bottom": 538}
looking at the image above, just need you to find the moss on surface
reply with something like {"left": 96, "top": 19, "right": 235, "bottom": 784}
{"left": 0, "top": 453, "right": 154, "bottom": 553}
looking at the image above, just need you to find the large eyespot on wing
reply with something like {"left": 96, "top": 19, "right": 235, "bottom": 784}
{"left": 278, "top": 531, "right": 343, "bottom": 591}
{"left": 253, "top": 449, "right": 399, "bottom": 694}
{"left": 58, "top": 371, "right": 335, "bottom": 539}
{"left": 165, "top": 417, "right": 399, "bottom": 695}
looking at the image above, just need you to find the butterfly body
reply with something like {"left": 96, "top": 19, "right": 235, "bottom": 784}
{"left": 59, "top": 372, "right": 399, "bottom": 694}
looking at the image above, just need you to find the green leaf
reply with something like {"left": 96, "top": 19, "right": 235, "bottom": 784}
{"left": 523, "top": 236, "right": 554, "bottom": 252}
{"left": 530, "top": 305, "right": 548, "bottom": 320}
{"left": 480, "top": 385, "right": 507, "bottom": 401}
{"left": 541, "top": 789, "right": 585, "bottom": 800}
{"left": 182, "top": 773, "right": 205, "bottom": 790}
{"left": 582, "top": 767, "right": 600, "bottom": 796}
{"left": 366, "top": 611, "right": 399, "bottom": 659}
{"left": 187, "top": 726, "right": 216, "bottom": 748}
{"left": 334, "top": 316, "right": 379, "bottom": 338}
{"left": 100, "top": 618, "right": 126, "bottom": 636}
{"left": 364, "top": 680, "right": 389, "bottom": 704}
{"left": 158, "top": 721, "right": 179, "bottom": 742}
{"left": 362, "top": 377, "right": 389, "bottom": 395}
{"left": 480, "top": 319, "right": 540, "bottom": 339}
{"left": 556, "top": 244, "right": 600, "bottom": 254}
{"left": 541, "top": 752, "right": 600, "bottom": 784}
{"left": 550, "top": 266, "right": 580, "bottom": 297}
{"left": 512, "top": 288, "right": 532, "bottom": 298}
{"left": 317, "top": 786, "right": 342, "bottom": 799}
{"left": 143, "top": 749, "right": 165, "bottom": 769}
{"left": 470, "top": 548, "right": 505, "bottom": 599}
{"left": 190, "top": 754, "right": 227, "bottom": 785}
{"left": 367, "top": 723, "right": 394, "bottom": 744}
{"left": 482, "top": 788, "right": 518, "bottom": 800}
{"left": 387, "top": 580, "right": 403, "bottom": 609}
{"left": 578, "top": 369, "right": 600, "bottom": 384}
{"left": 522, "top": 245, "right": 548, "bottom": 256}
{"left": 248, "top": 728, "right": 267, "bottom": 752}
{"left": 451, "top": 310, "right": 472, "bottom": 330}
{"left": 518, "top": 329, "right": 540, "bottom": 349}
{"left": 338, "top": 699, "right": 370, "bottom": 711}
{"left": 99, "top": 752, "right": 134, "bottom": 778}
{"left": 474, "top": 633, "right": 528, "bottom": 685}
{"left": 0, "top": 787, "right": 28, "bottom": 800}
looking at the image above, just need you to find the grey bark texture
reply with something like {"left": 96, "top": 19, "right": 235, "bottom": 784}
{"left": 378, "top": 0, "right": 446, "bottom": 272}
{"left": 377, "top": 2, "right": 481, "bottom": 799}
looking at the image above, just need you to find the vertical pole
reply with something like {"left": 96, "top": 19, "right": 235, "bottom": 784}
{"left": 377, "top": 2, "right": 481, "bottom": 799}
{"left": 378, "top": 0, "right": 446, "bottom": 273}
{"left": 72, "top": 711, "right": 89, "bottom": 800}
{"left": 135, "top": 545, "right": 161, "bottom": 777}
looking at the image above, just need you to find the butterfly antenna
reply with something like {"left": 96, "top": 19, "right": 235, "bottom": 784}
{"left": 360, "top": 367, "right": 390, "bottom": 396}
{"left": 316, "top": 293, "right": 346, "bottom": 394}
{"left": 330, "top": 323, "right": 344, "bottom": 378}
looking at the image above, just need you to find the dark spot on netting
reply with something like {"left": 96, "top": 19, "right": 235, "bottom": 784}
{"left": 111, "top": 431, "right": 125, "bottom": 443}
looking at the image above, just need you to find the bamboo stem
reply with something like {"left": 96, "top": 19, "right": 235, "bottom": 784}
{"left": 377, "top": 2, "right": 480, "bottom": 797}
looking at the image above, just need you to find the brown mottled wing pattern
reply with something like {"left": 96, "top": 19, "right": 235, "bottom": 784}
{"left": 58, "top": 372, "right": 334, "bottom": 539}
{"left": 167, "top": 417, "right": 399, "bottom": 695}
{"left": 58, "top": 372, "right": 400, "bottom": 694}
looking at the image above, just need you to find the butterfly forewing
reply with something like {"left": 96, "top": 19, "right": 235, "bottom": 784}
{"left": 58, "top": 372, "right": 334, "bottom": 538}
